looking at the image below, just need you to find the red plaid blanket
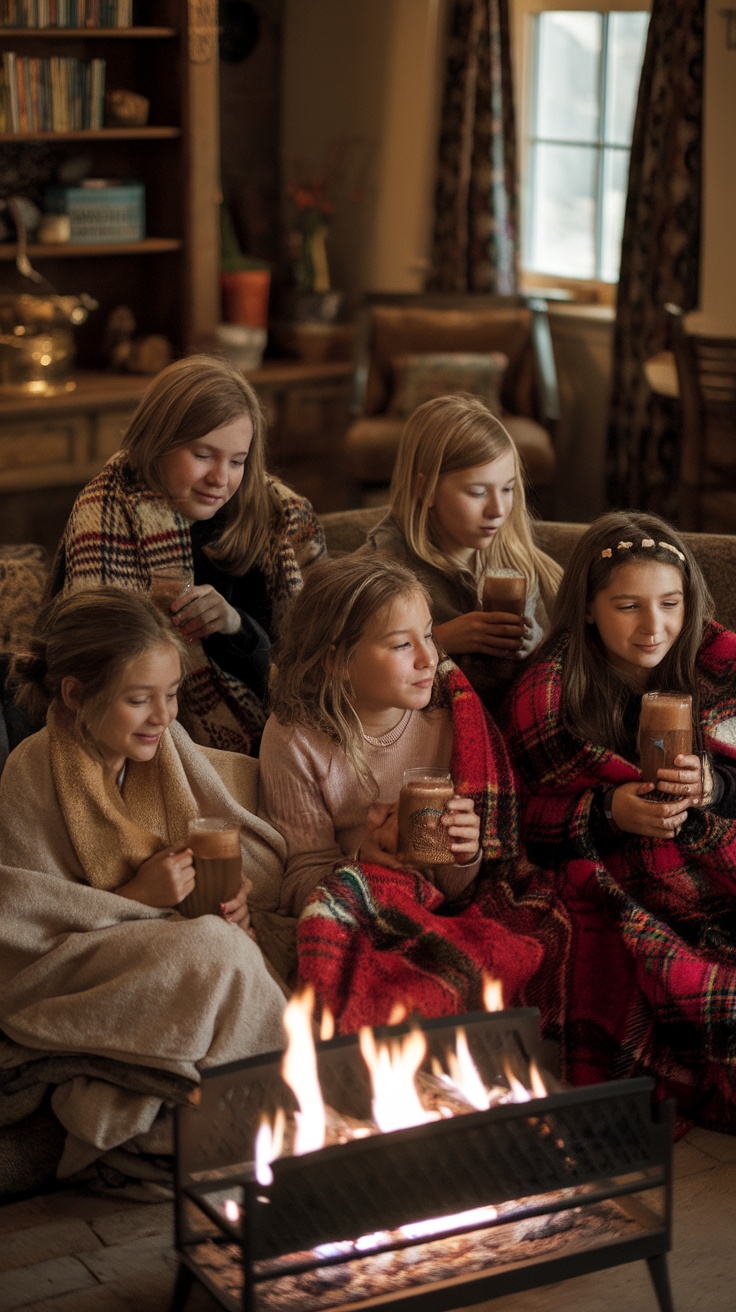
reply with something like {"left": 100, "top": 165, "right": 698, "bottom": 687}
{"left": 506, "top": 622, "right": 736, "bottom": 1129}
{"left": 297, "top": 660, "right": 570, "bottom": 1035}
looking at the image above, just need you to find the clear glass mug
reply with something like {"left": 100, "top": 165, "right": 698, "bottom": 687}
{"left": 179, "top": 817, "right": 242, "bottom": 919}
{"left": 638, "top": 692, "right": 693, "bottom": 801}
{"left": 481, "top": 568, "right": 527, "bottom": 616}
{"left": 149, "top": 565, "right": 193, "bottom": 614}
{"left": 397, "top": 767, "right": 454, "bottom": 864}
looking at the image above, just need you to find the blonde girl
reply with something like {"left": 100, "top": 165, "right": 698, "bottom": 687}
{"left": 259, "top": 555, "right": 481, "bottom": 919}
{"left": 48, "top": 354, "right": 325, "bottom": 755}
{"left": 361, "top": 393, "right": 561, "bottom": 705}
{"left": 257, "top": 555, "right": 570, "bottom": 1031}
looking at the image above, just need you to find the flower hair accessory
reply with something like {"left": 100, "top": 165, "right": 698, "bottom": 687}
{"left": 600, "top": 538, "right": 685, "bottom": 561}
{"left": 659, "top": 541, "right": 686, "bottom": 561}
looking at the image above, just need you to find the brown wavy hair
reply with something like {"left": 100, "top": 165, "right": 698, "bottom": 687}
{"left": 121, "top": 353, "right": 282, "bottom": 573}
{"left": 545, "top": 511, "right": 714, "bottom": 755}
{"left": 270, "top": 555, "right": 432, "bottom": 780}
{"left": 13, "top": 587, "right": 187, "bottom": 756}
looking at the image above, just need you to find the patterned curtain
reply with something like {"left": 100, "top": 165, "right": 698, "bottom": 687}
{"left": 428, "top": 0, "right": 519, "bottom": 294}
{"left": 606, "top": 0, "right": 704, "bottom": 515}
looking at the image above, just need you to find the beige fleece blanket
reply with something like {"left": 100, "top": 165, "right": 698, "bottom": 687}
{"left": 0, "top": 719, "right": 287, "bottom": 1179}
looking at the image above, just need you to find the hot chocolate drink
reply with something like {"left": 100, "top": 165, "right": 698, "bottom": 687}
{"left": 638, "top": 692, "right": 693, "bottom": 800}
{"left": 481, "top": 569, "right": 527, "bottom": 616}
{"left": 150, "top": 566, "right": 193, "bottom": 613}
{"left": 398, "top": 768, "right": 455, "bottom": 864}
{"left": 181, "top": 818, "right": 242, "bottom": 918}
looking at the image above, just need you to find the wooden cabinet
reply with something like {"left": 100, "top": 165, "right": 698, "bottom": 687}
{"left": 0, "top": 1, "right": 220, "bottom": 361}
{"left": 0, "top": 361, "right": 354, "bottom": 550}
{"left": 249, "top": 361, "right": 353, "bottom": 511}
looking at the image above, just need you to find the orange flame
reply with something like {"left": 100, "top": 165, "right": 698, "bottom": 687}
{"left": 482, "top": 976, "right": 504, "bottom": 1012}
{"left": 282, "top": 988, "right": 326, "bottom": 1155}
{"left": 445, "top": 1027, "right": 491, "bottom": 1110}
{"left": 359, "top": 1025, "right": 439, "bottom": 1134}
{"left": 319, "top": 1007, "right": 335, "bottom": 1042}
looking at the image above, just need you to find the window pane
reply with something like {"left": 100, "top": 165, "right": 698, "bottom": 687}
{"left": 526, "top": 142, "right": 598, "bottom": 278}
{"left": 600, "top": 146, "right": 630, "bottom": 281}
{"left": 605, "top": 12, "right": 650, "bottom": 146}
{"left": 535, "top": 12, "right": 602, "bottom": 144}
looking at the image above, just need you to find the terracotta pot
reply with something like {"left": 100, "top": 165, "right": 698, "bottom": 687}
{"left": 220, "top": 270, "right": 271, "bottom": 328}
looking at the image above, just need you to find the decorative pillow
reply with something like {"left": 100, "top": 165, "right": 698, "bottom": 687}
{"left": 387, "top": 351, "right": 508, "bottom": 418}
{"left": 0, "top": 544, "right": 50, "bottom": 654}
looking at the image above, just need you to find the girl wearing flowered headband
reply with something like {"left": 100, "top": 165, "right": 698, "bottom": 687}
{"left": 505, "top": 509, "right": 736, "bottom": 1130}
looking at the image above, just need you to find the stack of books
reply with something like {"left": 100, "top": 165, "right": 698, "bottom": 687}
{"left": 0, "top": 52, "right": 105, "bottom": 131}
{"left": 0, "top": 1, "right": 132, "bottom": 24}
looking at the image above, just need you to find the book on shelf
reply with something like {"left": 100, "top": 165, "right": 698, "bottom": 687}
{"left": 0, "top": 0, "right": 132, "bottom": 26}
{"left": 1, "top": 50, "right": 105, "bottom": 130}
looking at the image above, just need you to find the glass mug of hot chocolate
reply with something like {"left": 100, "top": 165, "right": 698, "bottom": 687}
{"left": 638, "top": 692, "right": 693, "bottom": 801}
{"left": 481, "top": 568, "right": 527, "bottom": 617}
{"left": 149, "top": 565, "right": 193, "bottom": 614}
{"left": 398, "top": 768, "right": 455, "bottom": 864}
{"left": 180, "top": 817, "right": 243, "bottom": 918}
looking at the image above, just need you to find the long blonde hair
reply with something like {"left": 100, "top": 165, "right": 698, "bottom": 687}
{"left": 270, "top": 556, "right": 431, "bottom": 781}
{"left": 121, "top": 354, "right": 282, "bottom": 573}
{"left": 388, "top": 393, "right": 561, "bottom": 607}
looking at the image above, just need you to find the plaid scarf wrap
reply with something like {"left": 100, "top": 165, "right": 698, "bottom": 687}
{"left": 54, "top": 453, "right": 325, "bottom": 754}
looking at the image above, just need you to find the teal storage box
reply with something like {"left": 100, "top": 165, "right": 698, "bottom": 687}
{"left": 44, "top": 182, "right": 145, "bottom": 244}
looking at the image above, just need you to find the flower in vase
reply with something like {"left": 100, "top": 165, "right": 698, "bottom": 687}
{"left": 286, "top": 139, "right": 373, "bottom": 297}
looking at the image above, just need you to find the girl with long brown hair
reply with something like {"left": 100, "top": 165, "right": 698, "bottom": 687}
{"left": 506, "top": 510, "right": 736, "bottom": 1129}
{"left": 49, "top": 354, "right": 325, "bottom": 754}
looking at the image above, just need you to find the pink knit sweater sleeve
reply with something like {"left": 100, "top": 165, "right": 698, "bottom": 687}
{"left": 258, "top": 716, "right": 372, "bottom": 918}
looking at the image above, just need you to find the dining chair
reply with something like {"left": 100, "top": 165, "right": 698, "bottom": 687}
{"left": 665, "top": 303, "right": 736, "bottom": 532}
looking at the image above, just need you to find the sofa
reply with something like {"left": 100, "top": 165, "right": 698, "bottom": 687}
{"left": 320, "top": 508, "right": 736, "bottom": 630}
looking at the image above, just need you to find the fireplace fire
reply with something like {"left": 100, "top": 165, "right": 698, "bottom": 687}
{"left": 172, "top": 998, "right": 674, "bottom": 1312}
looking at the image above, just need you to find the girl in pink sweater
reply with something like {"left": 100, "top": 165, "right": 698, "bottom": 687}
{"left": 258, "top": 555, "right": 569, "bottom": 1032}
{"left": 258, "top": 555, "right": 481, "bottom": 918}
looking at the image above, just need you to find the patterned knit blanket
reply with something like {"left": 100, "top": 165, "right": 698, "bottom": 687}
{"left": 50, "top": 453, "right": 324, "bottom": 754}
{"left": 297, "top": 661, "right": 571, "bottom": 1035}
{"left": 505, "top": 623, "right": 736, "bottom": 1129}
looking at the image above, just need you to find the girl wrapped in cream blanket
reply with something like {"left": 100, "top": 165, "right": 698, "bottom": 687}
{"left": 0, "top": 715, "right": 286, "bottom": 1183}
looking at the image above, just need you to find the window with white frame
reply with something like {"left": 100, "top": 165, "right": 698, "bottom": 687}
{"left": 519, "top": 6, "right": 650, "bottom": 283}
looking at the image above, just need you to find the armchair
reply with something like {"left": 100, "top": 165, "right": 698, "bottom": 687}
{"left": 342, "top": 292, "right": 560, "bottom": 511}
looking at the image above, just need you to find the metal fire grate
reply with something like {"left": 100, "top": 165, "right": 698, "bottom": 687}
{"left": 172, "top": 1009, "right": 674, "bottom": 1312}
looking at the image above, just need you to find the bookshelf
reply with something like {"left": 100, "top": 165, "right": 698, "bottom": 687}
{"left": 0, "top": 0, "right": 220, "bottom": 365}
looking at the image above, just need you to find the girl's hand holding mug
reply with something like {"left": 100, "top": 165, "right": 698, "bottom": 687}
{"left": 221, "top": 875, "right": 257, "bottom": 940}
{"left": 433, "top": 612, "right": 530, "bottom": 658}
{"left": 609, "top": 782, "right": 691, "bottom": 839}
{"left": 359, "top": 802, "right": 405, "bottom": 870}
{"left": 442, "top": 795, "right": 481, "bottom": 864}
{"left": 654, "top": 752, "right": 711, "bottom": 807}
{"left": 118, "top": 841, "right": 195, "bottom": 906}
{"left": 171, "top": 584, "right": 242, "bottom": 641}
